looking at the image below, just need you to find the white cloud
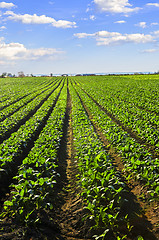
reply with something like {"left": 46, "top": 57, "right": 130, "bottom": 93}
{"left": 94, "top": 0, "right": 141, "bottom": 13}
{"left": 97, "top": 31, "right": 121, "bottom": 37}
{"left": 74, "top": 32, "right": 96, "bottom": 38}
{"left": 86, "top": 7, "right": 90, "bottom": 12}
{"left": 151, "top": 22, "right": 159, "bottom": 26}
{"left": 136, "top": 22, "right": 147, "bottom": 28}
{"left": 81, "top": 17, "right": 88, "bottom": 21}
{"left": 51, "top": 19, "right": 76, "bottom": 28}
{"left": 74, "top": 30, "right": 155, "bottom": 46}
{"left": 115, "top": 20, "right": 126, "bottom": 24}
{"left": 0, "top": 36, "right": 4, "bottom": 41}
{"left": 90, "top": 15, "right": 96, "bottom": 20}
{"left": 141, "top": 48, "right": 159, "bottom": 53}
{"left": 146, "top": 3, "right": 159, "bottom": 7}
{"left": 4, "top": 11, "right": 77, "bottom": 28}
{"left": 97, "top": 33, "right": 154, "bottom": 45}
{"left": 86, "top": 3, "right": 93, "bottom": 12}
{"left": 49, "top": 1, "right": 54, "bottom": 5}
{"left": 76, "top": 44, "right": 82, "bottom": 48}
{"left": 153, "top": 30, "right": 159, "bottom": 37}
{"left": 0, "top": 39, "right": 64, "bottom": 62}
{"left": 0, "top": 25, "right": 6, "bottom": 30}
{"left": 0, "top": 2, "right": 15, "bottom": 9}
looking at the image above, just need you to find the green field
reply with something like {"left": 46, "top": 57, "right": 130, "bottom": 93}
{"left": 0, "top": 75, "right": 158, "bottom": 240}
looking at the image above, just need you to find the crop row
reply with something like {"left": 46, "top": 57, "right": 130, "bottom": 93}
{"left": 0, "top": 79, "right": 64, "bottom": 193}
{"left": 0, "top": 79, "right": 62, "bottom": 143}
{"left": 71, "top": 80, "right": 159, "bottom": 200}
{"left": 0, "top": 78, "right": 58, "bottom": 122}
{"left": 70, "top": 82, "right": 132, "bottom": 239}
{"left": 121, "top": 75, "right": 159, "bottom": 113}
{"left": 76, "top": 75, "right": 158, "bottom": 113}
{"left": 0, "top": 77, "right": 40, "bottom": 105}
{"left": 2, "top": 81, "right": 68, "bottom": 225}
{"left": 75, "top": 77, "right": 159, "bottom": 148}
{"left": 0, "top": 77, "right": 53, "bottom": 109}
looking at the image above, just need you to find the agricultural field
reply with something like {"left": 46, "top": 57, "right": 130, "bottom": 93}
{"left": 0, "top": 75, "right": 158, "bottom": 240}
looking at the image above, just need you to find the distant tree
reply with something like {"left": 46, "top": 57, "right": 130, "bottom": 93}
{"left": 7, "top": 73, "right": 12, "bottom": 77}
{"left": 1, "top": 72, "right": 7, "bottom": 78}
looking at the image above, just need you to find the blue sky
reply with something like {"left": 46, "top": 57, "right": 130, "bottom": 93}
{"left": 0, "top": 0, "right": 159, "bottom": 75}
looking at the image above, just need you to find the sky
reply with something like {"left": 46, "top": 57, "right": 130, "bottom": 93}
{"left": 0, "top": 0, "right": 159, "bottom": 75}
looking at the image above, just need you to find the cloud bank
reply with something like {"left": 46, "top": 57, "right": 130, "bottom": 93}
{"left": 136, "top": 22, "right": 147, "bottom": 28}
{"left": 94, "top": 0, "right": 140, "bottom": 13}
{"left": 0, "top": 39, "right": 64, "bottom": 64}
{"left": 146, "top": 3, "right": 159, "bottom": 7}
{"left": 74, "top": 30, "right": 154, "bottom": 46}
{"left": 4, "top": 11, "right": 77, "bottom": 28}
{"left": 0, "top": 1, "right": 15, "bottom": 9}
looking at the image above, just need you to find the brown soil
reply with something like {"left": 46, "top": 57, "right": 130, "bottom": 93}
{"left": 54, "top": 85, "right": 92, "bottom": 239}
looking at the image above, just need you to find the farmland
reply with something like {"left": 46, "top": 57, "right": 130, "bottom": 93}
{"left": 0, "top": 75, "right": 158, "bottom": 240}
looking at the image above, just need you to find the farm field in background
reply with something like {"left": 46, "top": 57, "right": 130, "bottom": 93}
{"left": 0, "top": 75, "right": 158, "bottom": 240}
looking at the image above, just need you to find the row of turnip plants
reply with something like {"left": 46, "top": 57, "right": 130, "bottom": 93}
{"left": 121, "top": 74, "right": 159, "bottom": 113}
{"left": 70, "top": 82, "right": 131, "bottom": 240}
{"left": 76, "top": 75, "right": 158, "bottom": 113}
{"left": 0, "top": 78, "right": 58, "bottom": 122}
{"left": 0, "top": 77, "right": 52, "bottom": 108}
{"left": 2, "top": 80, "right": 67, "bottom": 225}
{"left": 0, "top": 79, "right": 64, "bottom": 192}
{"left": 0, "top": 79, "right": 61, "bottom": 141}
{"left": 74, "top": 76, "right": 159, "bottom": 148}
{"left": 71, "top": 80, "right": 159, "bottom": 201}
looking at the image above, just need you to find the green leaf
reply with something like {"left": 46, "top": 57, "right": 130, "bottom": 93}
{"left": 20, "top": 189, "right": 25, "bottom": 197}
{"left": 137, "top": 236, "right": 144, "bottom": 240}
{"left": 4, "top": 200, "right": 13, "bottom": 206}
{"left": 155, "top": 186, "right": 159, "bottom": 194}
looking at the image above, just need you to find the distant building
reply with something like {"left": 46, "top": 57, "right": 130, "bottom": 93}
{"left": 61, "top": 74, "right": 68, "bottom": 76}
{"left": 82, "top": 74, "right": 96, "bottom": 76}
{"left": 18, "top": 71, "right": 25, "bottom": 77}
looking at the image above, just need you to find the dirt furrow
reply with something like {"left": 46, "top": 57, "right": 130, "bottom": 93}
{"left": 52, "top": 81, "right": 91, "bottom": 240}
